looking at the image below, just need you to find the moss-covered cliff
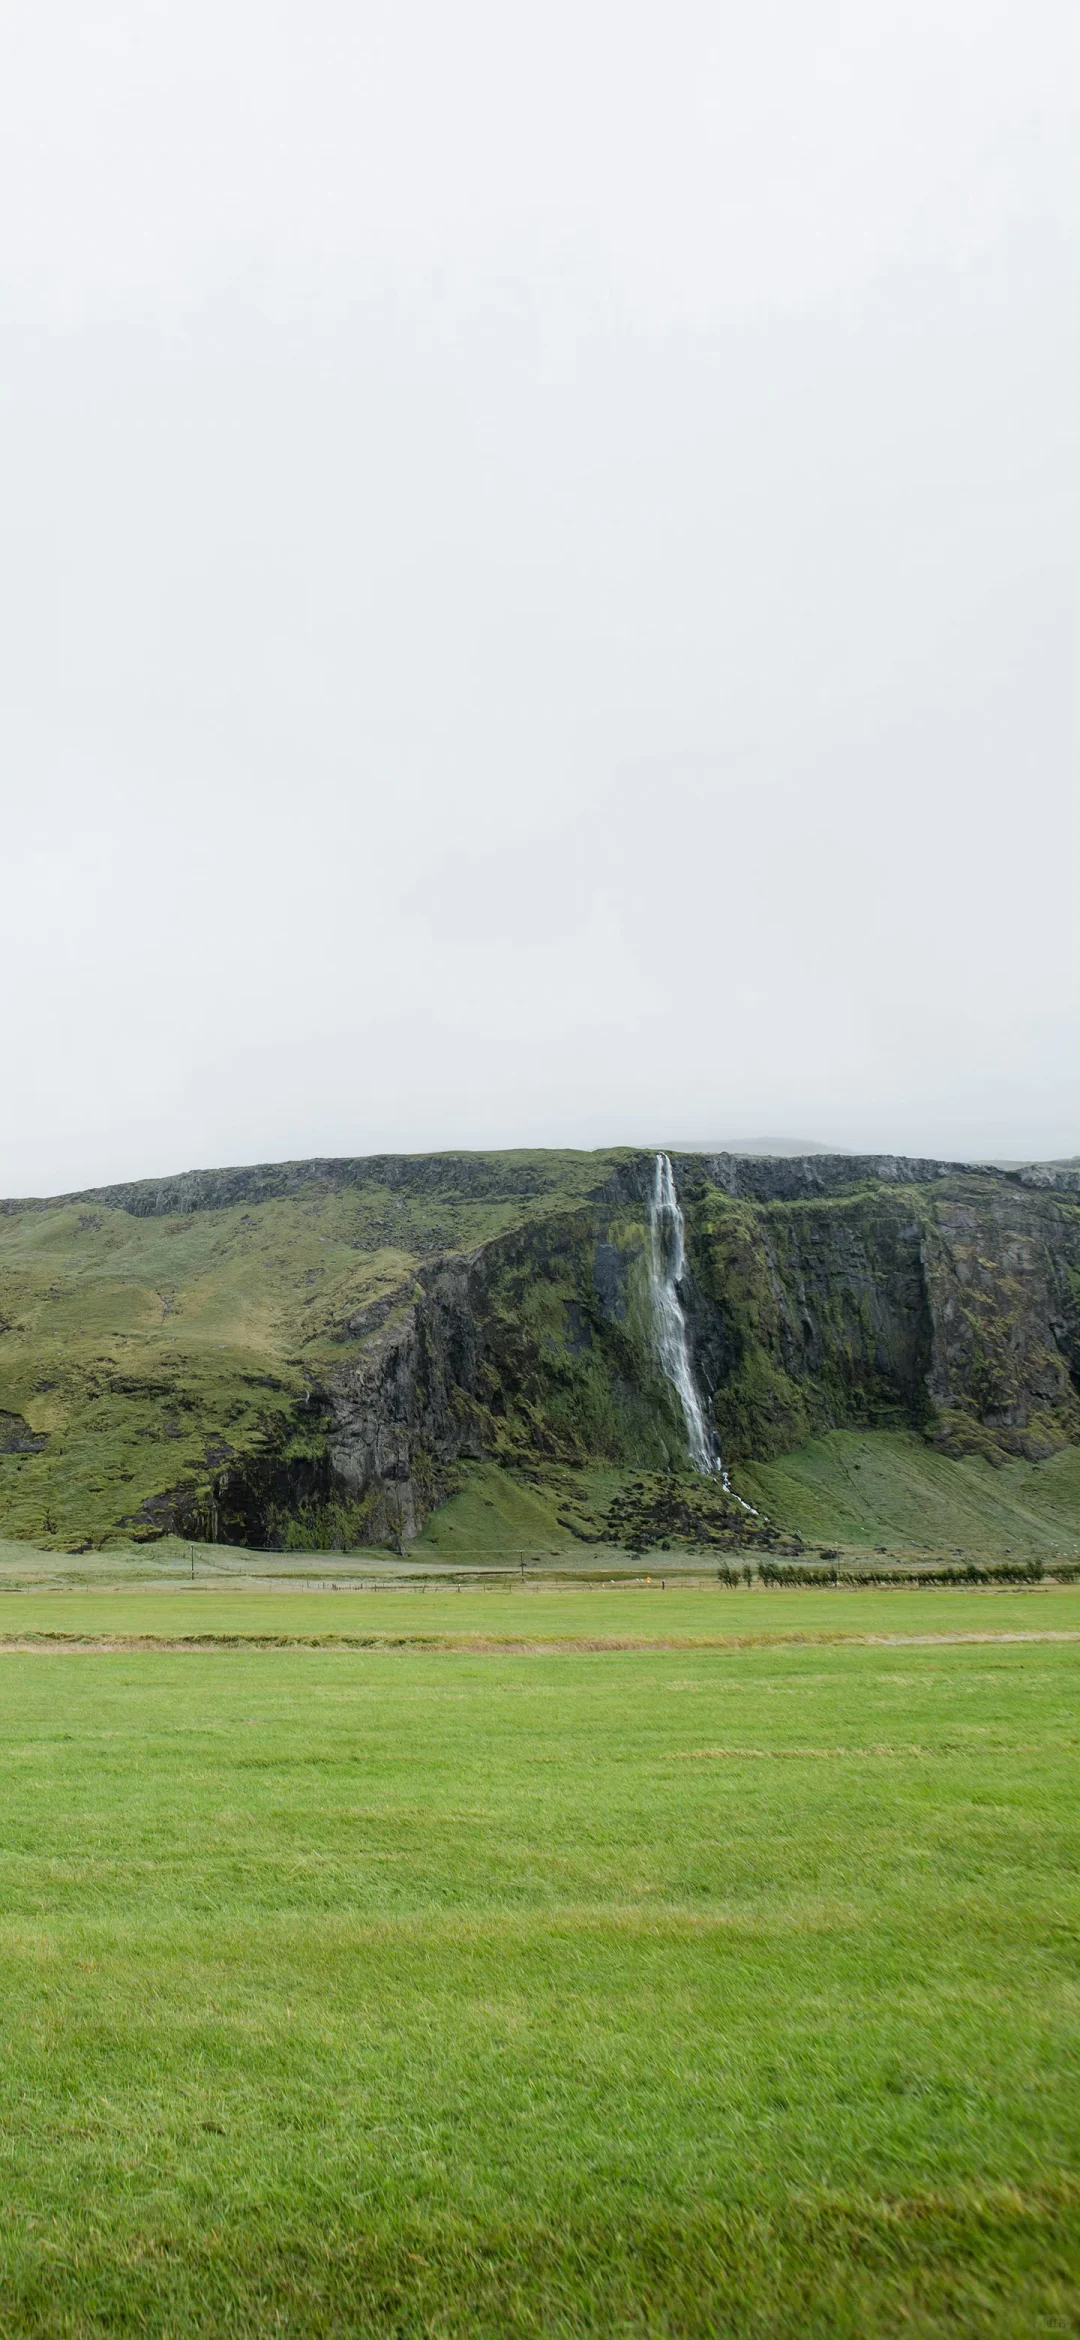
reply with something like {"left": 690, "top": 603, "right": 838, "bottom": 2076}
{"left": 684, "top": 1171, "right": 1080, "bottom": 1468}
{"left": 0, "top": 1149, "right": 1077, "bottom": 1548}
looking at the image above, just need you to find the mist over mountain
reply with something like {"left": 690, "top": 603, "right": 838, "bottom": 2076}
{"left": 1, "top": 3, "right": 1074, "bottom": 1201}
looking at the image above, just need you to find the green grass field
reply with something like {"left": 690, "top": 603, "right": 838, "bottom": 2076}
{"left": 0, "top": 1583, "right": 1077, "bottom": 1642}
{"left": 1, "top": 1589, "right": 1077, "bottom": 2335}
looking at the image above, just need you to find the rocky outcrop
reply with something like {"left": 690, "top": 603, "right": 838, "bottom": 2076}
{"left": 311, "top": 1160, "right": 1080, "bottom": 1533}
{"left": 691, "top": 1185, "right": 936, "bottom": 1462}
{"left": 600, "top": 1151, "right": 1080, "bottom": 1213}
{"left": 6, "top": 1147, "right": 1078, "bottom": 1222}
{"left": 326, "top": 1252, "right": 492, "bottom": 1542}
{"left": 0, "top": 1152, "right": 589, "bottom": 1220}
{"left": 0, "top": 1411, "right": 47, "bottom": 1455}
{"left": 919, "top": 1182, "right": 1080, "bottom": 1458}
{"left": 319, "top": 1207, "right": 682, "bottom": 1541}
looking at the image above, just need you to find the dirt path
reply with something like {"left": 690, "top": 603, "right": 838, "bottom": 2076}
{"left": 0, "top": 1629, "right": 1077, "bottom": 1655}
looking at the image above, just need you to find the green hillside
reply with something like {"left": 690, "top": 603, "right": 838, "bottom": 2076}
{"left": 409, "top": 1435, "right": 1080, "bottom": 1568}
{"left": 2, "top": 1148, "right": 1078, "bottom": 1561}
{"left": 742, "top": 1429, "right": 1080, "bottom": 1560}
{"left": 0, "top": 1154, "right": 621, "bottom": 1549}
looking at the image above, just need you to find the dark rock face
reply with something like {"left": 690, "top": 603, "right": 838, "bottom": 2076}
{"left": 327, "top": 1252, "right": 491, "bottom": 1542}
{"left": 319, "top": 1208, "right": 676, "bottom": 1542}
{"left": 0, "top": 1412, "right": 47, "bottom": 1455}
{"left": 0, "top": 1153, "right": 577, "bottom": 1219}
{"left": 8, "top": 1146, "right": 1077, "bottom": 1222}
{"left": 308, "top": 1158, "right": 1080, "bottom": 1535}
{"left": 592, "top": 1243, "right": 628, "bottom": 1322}
{"left": 687, "top": 1174, "right": 1080, "bottom": 1467}
{"left": 123, "top": 1396, "right": 338, "bottom": 1547}
{"left": 688, "top": 1187, "right": 939, "bottom": 1463}
{"left": 700, "top": 1152, "right": 1080, "bottom": 1203}
{"left": 920, "top": 1184, "right": 1080, "bottom": 1458}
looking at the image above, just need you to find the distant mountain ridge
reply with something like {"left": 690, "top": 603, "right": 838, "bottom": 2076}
{"left": 667, "top": 1138, "right": 839, "bottom": 1157}
{"left": 669, "top": 1140, "right": 1079, "bottom": 1168}
{"left": 5, "top": 1145, "right": 1079, "bottom": 1219}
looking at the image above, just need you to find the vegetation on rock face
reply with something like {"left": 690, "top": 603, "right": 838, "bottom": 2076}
{"left": 0, "top": 1150, "right": 1077, "bottom": 1550}
{"left": 559, "top": 1470, "right": 796, "bottom": 1556}
{"left": 684, "top": 1177, "right": 1080, "bottom": 1468}
{"left": 467, "top": 1207, "right": 687, "bottom": 1471}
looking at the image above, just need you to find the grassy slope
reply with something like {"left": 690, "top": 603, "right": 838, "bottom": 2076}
{"left": 413, "top": 1434, "right": 1080, "bottom": 1567}
{"left": 410, "top": 1459, "right": 632, "bottom": 1562}
{"left": 742, "top": 1430, "right": 1080, "bottom": 1559}
{"left": 0, "top": 1156, "right": 618, "bottom": 1547}
{"left": 0, "top": 1611, "right": 1076, "bottom": 2335}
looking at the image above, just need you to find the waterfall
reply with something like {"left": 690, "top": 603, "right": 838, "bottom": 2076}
{"left": 648, "top": 1152, "right": 718, "bottom": 1474}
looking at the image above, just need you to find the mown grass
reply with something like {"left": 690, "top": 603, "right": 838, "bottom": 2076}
{"left": 0, "top": 1593, "right": 1077, "bottom": 2334}
{"left": 1, "top": 1583, "right": 1078, "bottom": 1642}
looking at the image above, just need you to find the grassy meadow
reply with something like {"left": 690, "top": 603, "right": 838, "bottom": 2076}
{"left": 0, "top": 1587, "right": 1077, "bottom": 2335}
{"left": 0, "top": 1581, "right": 1077, "bottom": 1642}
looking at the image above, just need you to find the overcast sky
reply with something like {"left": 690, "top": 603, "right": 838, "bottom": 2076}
{"left": 1, "top": 0, "right": 1076, "bottom": 1194}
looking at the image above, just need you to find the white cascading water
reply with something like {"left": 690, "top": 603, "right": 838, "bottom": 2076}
{"left": 648, "top": 1152, "right": 719, "bottom": 1474}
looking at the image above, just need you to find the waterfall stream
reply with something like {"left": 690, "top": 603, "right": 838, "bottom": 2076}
{"left": 648, "top": 1152, "right": 719, "bottom": 1474}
